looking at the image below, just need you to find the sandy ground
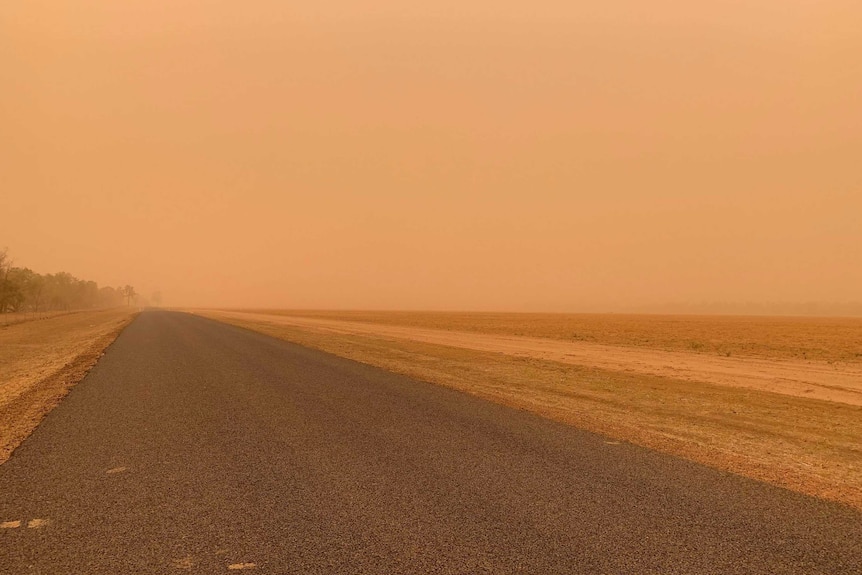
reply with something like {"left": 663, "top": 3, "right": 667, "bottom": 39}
{"left": 0, "top": 309, "right": 137, "bottom": 462}
{"left": 205, "top": 311, "right": 862, "bottom": 406}
{"left": 247, "top": 310, "right": 862, "bottom": 362}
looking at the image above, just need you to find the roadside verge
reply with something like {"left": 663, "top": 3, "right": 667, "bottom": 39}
{"left": 0, "top": 310, "right": 138, "bottom": 463}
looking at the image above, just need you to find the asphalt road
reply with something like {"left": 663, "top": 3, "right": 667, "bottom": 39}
{"left": 1, "top": 311, "right": 860, "bottom": 574}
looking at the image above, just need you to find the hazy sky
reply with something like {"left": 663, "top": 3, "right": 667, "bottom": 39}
{"left": 2, "top": 1, "right": 860, "bottom": 310}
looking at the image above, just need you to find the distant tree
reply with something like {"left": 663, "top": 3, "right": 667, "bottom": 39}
{"left": 0, "top": 248, "right": 16, "bottom": 313}
{"left": 121, "top": 285, "right": 137, "bottom": 306}
{"left": 0, "top": 275, "right": 23, "bottom": 312}
{"left": 45, "top": 272, "right": 75, "bottom": 310}
{"left": 0, "top": 248, "right": 136, "bottom": 314}
{"left": 151, "top": 290, "right": 163, "bottom": 307}
{"left": 6, "top": 267, "right": 40, "bottom": 312}
{"left": 76, "top": 280, "right": 99, "bottom": 309}
{"left": 99, "top": 286, "right": 123, "bottom": 307}
{"left": 23, "top": 270, "right": 45, "bottom": 312}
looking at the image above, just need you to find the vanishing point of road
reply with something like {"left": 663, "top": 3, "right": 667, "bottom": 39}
{"left": 1, "top": 311, "right": 860, "bottom": 574}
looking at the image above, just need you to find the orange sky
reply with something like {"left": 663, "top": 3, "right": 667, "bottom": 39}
{"left": 2, "top": 1, "right": 860, "bottom": 311}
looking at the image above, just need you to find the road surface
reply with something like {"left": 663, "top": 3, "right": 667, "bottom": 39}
{"left": 1, "top": 311, "right": 860, "bottom": 574}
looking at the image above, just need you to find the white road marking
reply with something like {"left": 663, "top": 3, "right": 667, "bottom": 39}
{"left": 227, "top": 563, "right": 257, "bottom": 570}
{"left": 1, "top": 520, "right": 21, "bottom": 529}
{"left": 106, "top": 466, "right": 128, "bottom": 474}
{"left": 604, "top": 441, "right": 621, "bottom": 445}
{"left": 26, "top": 519, "right": 49, "bottom": 529}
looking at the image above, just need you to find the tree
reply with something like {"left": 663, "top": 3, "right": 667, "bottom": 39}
{"left": 0, "top": 248, "right": 135, "bottom": 314}
{"left": 0, "top": 248, "right": 16, "bottom": 313}
{"left": 6, "top": 268, "right": 40, "bottom": 312}
{"left": 45, "top": 272, "right": 75, "bottom": 310}
{"left": 99, "top": 286, "right": 122, "bottom": 307}
{"left": 121, "top": 285, "right": 137, "bottom": 306}
{"left": 23, "top": 270, "right": 45, "bottom": 312}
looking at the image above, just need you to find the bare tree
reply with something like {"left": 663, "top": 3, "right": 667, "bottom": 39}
{"left": 0, "top": 248, "right": 12, "bottom": 313}
{"left": 121, "top": 285, "right": 137, "bottom": 307}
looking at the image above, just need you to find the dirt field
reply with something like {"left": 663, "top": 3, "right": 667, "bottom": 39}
{"left": 243, "top": 310, "right": 862, "bottom": 362}
{"left": 0, "top": 309, "right": 137, "bottom": 463}
{"left": 198, "top": 309, "right": 862, "bottom": 511}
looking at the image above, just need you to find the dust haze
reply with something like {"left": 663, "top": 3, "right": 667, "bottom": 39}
{"left": 2, "top": 1, "right": 860, "bottom": 312}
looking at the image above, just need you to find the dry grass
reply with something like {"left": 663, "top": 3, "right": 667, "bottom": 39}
{"left": 244, "top": 310, "right": 862, "bottom": 362}
{"left": 0, "top": 308, "right": 137, "bottom": 463}
{"left": 199, "top": 310, "right": 862, "bottom": 511}
{"left": 0, "top": 310, "right": 76, "bottom": 327}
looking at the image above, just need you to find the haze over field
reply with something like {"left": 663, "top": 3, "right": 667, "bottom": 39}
{"left": 2, "top": 1, "right": 860, "bottom": 312}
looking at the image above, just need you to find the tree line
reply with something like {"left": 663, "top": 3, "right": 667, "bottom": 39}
{"left": 0, "top": 248, "right": 137, "bottom": 313}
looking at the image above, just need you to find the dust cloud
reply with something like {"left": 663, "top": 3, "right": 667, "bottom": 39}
{"left": 2, "top": 2, "right": 860, "bottom": 312}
